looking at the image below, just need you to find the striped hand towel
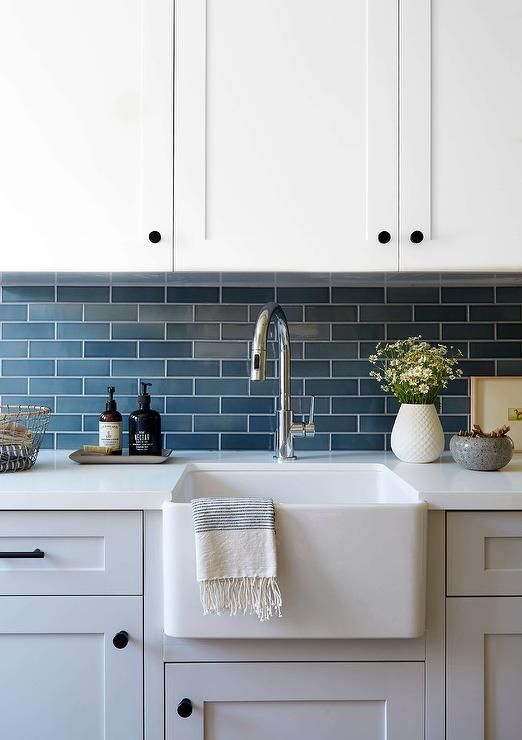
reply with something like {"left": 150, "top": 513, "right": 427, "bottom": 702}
{"left": 191, "top": 497, "right": 282, "bottom": 621}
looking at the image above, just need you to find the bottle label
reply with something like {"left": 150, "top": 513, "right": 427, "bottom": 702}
{"left": 99, "top": 422, "right": 122, "bottom": 451}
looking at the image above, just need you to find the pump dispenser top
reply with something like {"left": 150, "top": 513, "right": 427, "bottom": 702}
{"left": 129, "top": 382, "right": 162, "bottom": 456}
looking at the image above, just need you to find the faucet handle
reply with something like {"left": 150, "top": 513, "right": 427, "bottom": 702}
{"left": 304, "top": 396, "right": 315, "bottom": 436}
{"left": 290, "top": 396, "right": 315, "bottom": 438}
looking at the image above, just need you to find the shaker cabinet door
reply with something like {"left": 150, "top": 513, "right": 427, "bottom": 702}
{"left": 0, "top": 0, "right": 172, "bottom": 271}
{"left": 174, "top": 0, "right": 399, "bottom": 271}
{"left": 166, "top": 662, "right": 424, "bottom": 740}
{"left": 447, "top": 597, "right": 522, "bottom": 740}
{"left": 400, "top": 0, "right": 522, "bottom": 270}
{"left": 0, "top": 596, "right": 142, "bottom": 740}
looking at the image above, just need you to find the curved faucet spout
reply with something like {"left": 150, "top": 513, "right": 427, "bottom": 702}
{"left": 250, "top": 303, "right": 313, "bottom": 461}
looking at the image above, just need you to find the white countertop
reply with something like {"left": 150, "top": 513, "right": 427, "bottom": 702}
{"left": 1, "top": 450, "right": 522, "bottom": 510}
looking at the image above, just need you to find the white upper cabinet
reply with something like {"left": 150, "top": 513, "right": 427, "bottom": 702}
{"left": 0, "top": 0, "right": 172, "bottom": 271}
{"left": 400, "top": 0, "right": 522, "bottom": 271}
{"left": 174, "top": 0, "right": 399, "bottom": 272}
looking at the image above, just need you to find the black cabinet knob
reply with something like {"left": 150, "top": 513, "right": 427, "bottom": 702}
{"left": 377, "top": 230, "right": 391, "bottom": 244}
{"left": 410, "top": 230, "right": 424, "bottom": 244}
{"left": 112, "top": 631, "right": 129, "bottom": 649}
{"left": 148, "top": 231, "right": 161, "bottom": 243}
{"left": 177, "top": 698, "right": 193, "bottom": 718}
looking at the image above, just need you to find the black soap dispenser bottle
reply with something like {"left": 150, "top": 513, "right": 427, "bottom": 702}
{"left": 129, "top": 382, "right": 162, "bottom": 456}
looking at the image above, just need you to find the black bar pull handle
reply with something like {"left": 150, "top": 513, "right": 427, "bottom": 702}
{"left": 0, "top": 548, "right": 45, "bottom": 558}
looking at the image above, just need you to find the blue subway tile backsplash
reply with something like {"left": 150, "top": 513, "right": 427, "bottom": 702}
{"left": 1, "top": 276, "right": 521, "bottom": 451}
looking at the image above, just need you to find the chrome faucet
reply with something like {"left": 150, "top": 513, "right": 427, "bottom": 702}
{"left": 250, "top": 302, "right": 315, "bottom": 461}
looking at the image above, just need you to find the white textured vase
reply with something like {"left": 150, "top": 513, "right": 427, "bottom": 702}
{"left": 391, "top": 403, "right": 445, "bottom": 463}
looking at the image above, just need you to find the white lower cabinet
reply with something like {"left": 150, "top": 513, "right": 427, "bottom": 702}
{"left": 447, "top": 597, "right": 522, "bottom": 740}
{"left": 165, "top": 662, "right": 424, "bottom": 740}
{"left": 0, "top": 595, "right": 142, "bottom": 740}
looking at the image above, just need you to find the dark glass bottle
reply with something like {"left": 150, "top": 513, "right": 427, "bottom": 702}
{"left": 99, "top": 386, "right": 122, "bottom": 455}
{"left": 128, "top": 382, "right": 162, "bottom": 456}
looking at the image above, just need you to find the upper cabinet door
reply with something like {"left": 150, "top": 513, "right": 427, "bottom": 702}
{"left": 0, "top": 0, "right": 172, "bottom": 271}
{"left": 400, "top": 0, "right": 522, "bottom": 271}
{"left": 174, "top": 0, "right": 398, "bottom": 272}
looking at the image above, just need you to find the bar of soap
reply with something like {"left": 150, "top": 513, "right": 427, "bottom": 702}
{"left": 82, "top": 445, "right": 113, "bottom": 455}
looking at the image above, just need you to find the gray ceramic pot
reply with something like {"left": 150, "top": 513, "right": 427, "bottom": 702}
{"left": 449, "top": 434, "right": 514, "bottom": 471}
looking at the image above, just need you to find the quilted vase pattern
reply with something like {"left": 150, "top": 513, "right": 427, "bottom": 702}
{"left": 391, "top": 403, "right": 444, "bottom": 463}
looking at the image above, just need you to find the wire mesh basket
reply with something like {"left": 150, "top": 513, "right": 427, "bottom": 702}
{"left": 0, "top": 405, "right": 52, "bottom": 473}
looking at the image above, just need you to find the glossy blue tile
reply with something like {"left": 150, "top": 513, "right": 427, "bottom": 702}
{"left": 196, "top": 378, "right": 249, "bottom": 396}
{"left": 332, "top": 360, "right": 372, "bottom": 377}
{"left": 48, "top": 414, "right": 82, "bottom": 432}
{"left": 30, "top": 304, "right": 83, "bottom": 321}
{"left": 249, "top": 416, "right": 275, "bottom": 433}
{"left": 360, "top": 305, "right": 412, "bottom": 322}
{"left": 0, "top": 378, "right": 28, "bottom": 394}
{"left": 2, "top": 395, "right": 54, "bottom": 408}
{"left": 287, "top": 323, "right": 330, "bottom": 340}
{"left": 139, "top": 304, "right": 193, "bottom": 321}
{"left": 332, "top": 397, "right": 385, "bottom": 414}
{"left": 305, "top": 379, "right": 358, "bottom": 396}
{"left": 57, "top": 360, "right": 110, "bottom": 376}
{"left": 56, "top": 396, "right": 111, "bottom": 413}
{"left": 440, "top": 415, "right": 468, "bottom": 433}
{"left": 387, "top": 323, "right": 440, "bottom": 340}
{"left": 167, "top": 323, "right": 220, "bottom": 340}
{"left": 195, "top": 415, "right": 247, "bottom": 432}
{"left": 305, "top": 305, "right": 357, "bottom": 322}
{"left": 387, "top": 286, "right": 439, "bottom": 304}
{"left": 113, "top": 286, "right": 164, "bottom": 303}
{"left": 331, "top": 434, "right": 385, "bottom": 451}
{"left": 458, "top": 360, "right": 495, "bottom": 376}
{"left": 442, "top": 286, "right": 493, "bottom": 304}
{"left": 222, "top": 397, "right": 274, "bottom": 414}
{"left": 359, "top": 415, "right": 395, "bottom": 433}
{"left": 58, "top": 323, "right": 110, "bottom": 339}
{"left": 443, "top": 324, "right": 494, "bottom": 340}
{"left": 57, "top": 286, "right": 109, "bottom": 303}
{"left": 3, "top": 360, "right": 55, "bottom": 376}
{"left": 415, "top": 305, "right": 467, "bottom": 322}
{"left": 30, "top": 378, "right": 82, "bottom": 395}
{"left": 140, "top": 378, "right": 193, "bottom": 395}
{"left": 0, "top": 341, "right": 28, "bottom": 358}
{"left": 498, "top": 324, "right": 522, "bottom": 339}
{"left": 221, "top": 434, "right": 273, "bottom": 451}
{"left": 305, "top": 342, "right": 357, "bottom": 359}
{"left": 4, "top": 322, "right": 54, "bottom": 339}
{"left": 277, "top": 287, "right": 329, "bottom": 304}
{"left": 470, "top": 305, "right": 520, "bottom": 321}
{"left": 85, "top": 378, "right": 139, "bottom": 395}
{"left": 166, "top": 397, "right": 220, "bottom": 414}
{"left": 496, "top": 286, "right": 522, "bottom": 303}
{"left": 113, "top": 323, "right": 164, "bottom": 340}
{"left": 315, "top": 415, "right": 357, "bottom": 432}
{"left": 470, "top": 342, "right": 522, "bottom": 358}
{"left": 112, "top": 360, "right": 165, "bottom": 376}
{"left": 332, "top": 287, "right": 384, "bottom": 303}
{"left": 30, "top": 341, "right": 82, "bottom": 358}
{"left": 85, "top": 342, "right": 137, "bottom": 358}
{"left": 56, "top": 433, "right": 97, "bottom": 449}
{"left": 2, "top": 286, "right": 54, "bottom": 303}
{"left": 251, "top": 304, "right": 302, "bottom": 322}
{"left": 167, "top": 286, "right": 219, "bottom": 303}
{"left": 293, "top": 434, "right": 330, "bottom": 451}
{"left": 194, "top": 341, "right": 248, "bottom": 359}
{"left": 140, "top": 341, "right": 192, "bottom": 358}
{"left": 497, "top": 361, "right": 522, "bottom": 375}
{"left": 85, "top": 304, "right": 138, "bottom": 321}
{"left": 441, "top": 396, "right": 470, "bottom": 414}
{"left": 167, "top": 360, "right": 220, "bottom": 376}
{"left": 291, "top": 361, "right": 330, "bottom": 377}
{"left": 163, "top": 415, "right": 193, "bottom": 432}
{"left": 166, "top": 433, "right": 219, "bottom": 450}
{"left": 0, "top": 305, "right": 27, "bottom": 321}
{"left": 332, "top": 324, "right": 385, "bottom": 340}
{"left": 223, "top": 287, "right": 275, "bottom": 303}
{"left": 196, "top": 305, "right": 248, "bottom": 322}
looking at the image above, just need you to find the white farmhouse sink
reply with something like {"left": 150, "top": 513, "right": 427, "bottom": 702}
{"left": 163, "top": 463, "right": 427, "bottom": 639}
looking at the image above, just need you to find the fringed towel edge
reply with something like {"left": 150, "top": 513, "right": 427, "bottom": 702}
{"left": 199, "top": 576, "right": 282, "bottom": 621}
